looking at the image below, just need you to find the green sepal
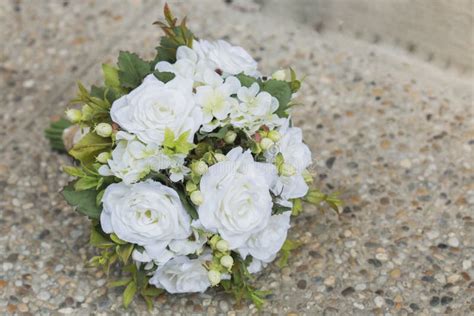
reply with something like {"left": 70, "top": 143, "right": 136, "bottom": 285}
{"left": 153, "top": 70, "right": 175, "bottom": 83}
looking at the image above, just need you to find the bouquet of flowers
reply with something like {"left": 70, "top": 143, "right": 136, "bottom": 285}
{"left": 45, "top": 5, "right": 341, "bottom": 309}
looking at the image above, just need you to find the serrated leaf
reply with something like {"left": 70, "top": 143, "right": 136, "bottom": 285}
{"left": 236, "top": 73, "right": 259, "bottom": 87}
{"left": 123, "top": 281, "right": 137, "bottom": 308}
{"left": 102, "top": 64, "right": 121, "bottom": 88}
{"left": 261, "top": 80, "right": 292, "bottom": 117}
{"left": 117, "top": 51, "right": 152, "bottom": 89}
{"left": 62, "top": 183, "right": 102, "bottom": 219}
{"left": 153, "top": 70, "right": 175, "bottom": 83}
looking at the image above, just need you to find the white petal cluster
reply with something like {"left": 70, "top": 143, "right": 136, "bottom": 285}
{"left": 198, "top": 147, "right": 277, "bottom": 249}
{"left": 94, "top": 38, "right": 314, "bottom": 295}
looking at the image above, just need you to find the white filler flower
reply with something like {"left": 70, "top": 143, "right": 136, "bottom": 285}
{"left": 110, "top": 74, "right": 202, "bottom": 146}
{"left": 149, "top": 253, "right": 211, "bottom": 294}
{"left": 198, "top": 147, "right": 277, "bottom": 249}
{"left": 98, "top": 132, "right": 173, "bottom": 184}
{"left": 238, "top": 211, "right": 291, "bottom": 262}
{"left": 193, "top": 39, "right": 259, "bottom": 77}
{"left": 100, "top": 180, "right": 191, "bottom": 247}
{"left": 267, "top": 121, "right": 312, "bottom": 200}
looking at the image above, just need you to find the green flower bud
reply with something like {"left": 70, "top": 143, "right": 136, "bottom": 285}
{"left": 216, "top": 239, "right": 229, "bottom": 252}
{"left": 65, "top": 109, "right": 82, "bottom": 123}
{"left": 95, "top": 123, "right": 113, "bottom": 137}
{"left": 220, "top": 255, "right": 234, "bottom": 269}
{"left": 280, "top": 163, "right": 296, "bottom": 177}
{"left": 272, "top": 69, "right": 286, "bottom": 81}
{"left": 96, "top": 152, "right": 111, "bottom": 163}
{"left": 268, "top": 130, "right": 281, "bottom": 142}
{"left": 185, "top": 181, "right": 198, "bottom": 193}
{"left": 190, "top": 190, "right": 204, "bottom": 205}
{"left": 192, "top": 161, "right": 208, "bottom": 176}
{"left": 214, "top": 153, "right": 226, "bottom": 162}
{"left": 224, "top": 131, "right": 237, "bottom": 144}
{"left": 208, "top": 270, "right": 221, "bottom": 286}
{"left": 260, "top": 138, "right": 274, "bottom": 151}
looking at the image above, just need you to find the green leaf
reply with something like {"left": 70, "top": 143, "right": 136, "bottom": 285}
{"left": 69, "top": 132, "right": 112, "bottom": 166}
{"left": 272, "top": 203, "right": 291, "bottom": 215}
{"left": 74, "top": 176, "right": 100, "bottom": 191}
{"left": 304, "top": 189, "right": 343, "bottom": 213}
{"left": 153, "top": 70, "right": 175, "bottom": 83}
{"left": 96, "top": 189, "right": 105, "bottom": 206}
{"left": 102, "top": 64, "right": 121, "bottom": 89}
{"left": 44, "top": 118, "right": 72, "bottom": 152}
{"left": 123, "top": 281, "right": 137, "bottom": 308}
{"left": 176, "top": 189, "right": 198, "bottom": 220}
{"left": 277, "top": 239, "right": 301, "bottom": 268}
{"left": 90, "top": 225, "right": 114, "bottom": 248}
{"left": 62, "top": 166, "right": 87, "bottom": 178}
{"left": 141, "top": 287, "right": 163, "bottom": 297}
{"left": 236, "top": 73, "right": 259, "bottom": 88}
{"left": 62, "top": 183, "right": 102, "bottom": 219}
{"left": 108, "top": 278, "right": 132, "bottom": 288}
{"left": 117, "top": 51, "right": 152, "bottom": 89}
{"left": 117, "top": 243, "right": 134, "bottom": 264}
{"left": 291, "top": 198, "right": 303, "bottom": 216}
{"left": 162, "top": 128, "right": 195, "bottom": 155}
{"left": 110, "top": 233, "right": 127, "bottom": 245}
{"left": 261, "top": 80, "right": 292, "bottom": 117}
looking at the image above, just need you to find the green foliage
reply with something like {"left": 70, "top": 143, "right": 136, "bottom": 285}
{"left": 176, "top": 188, "right": 199, "bottom": 220}
{"left": 153, "top": 70, "right": 175, "bottom": 83}
{"left": 291, "top": 198, "right": 303, "bottom": 216}
{"left": 221, "top": 256, "right": 271, "bottom": 310}
{"left": 71, "top": 82, "right": 111, "bottom": 125}
{"left": 304, "top": 189, "right": 343, "bottom": 213}
{"left": 236, "top": 73, "right": 259, "bottom": 87}
{"left": 272, "top": 203, "right": 291, "bottom": 215}
{"left": 62, "top": 183, "right": 102, "bottom": 219}
{"left": 44, "top": 118, "right": 71, "bottom": 152}
{"left": 63, "top": 163, "right": 107, "bottom": 191}
{"left": 277, "top": 239, "right": 301, "bottom": 268}
{"left": 261, "top": 80, "right": 292, "bottom": 118}
{"left": 68, "top": 132, "right": 112, "bottom": 166}
{"left": 117, "top": 51, "right": 152, "bottom": 89}
{"left": 162, "top": 128, "right": 195, "bottom": 155}
{"left": 152, "top": 4, "right": 195, "bottom": 64}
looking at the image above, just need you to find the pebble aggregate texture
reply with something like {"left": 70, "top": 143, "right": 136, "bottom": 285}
{"left": 0, "top": 0, "right": 473, "bottom": 315}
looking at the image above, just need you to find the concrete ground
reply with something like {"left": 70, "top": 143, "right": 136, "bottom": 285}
{"left": 0, "top": 0, "right": 473, "bottom": 315}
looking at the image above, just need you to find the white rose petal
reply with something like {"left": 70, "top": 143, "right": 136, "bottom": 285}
{"left": 149, "top": 254, "right": 211, "bottom": 294}
{"left": 110, "top": 74, "right": 202, "bottom": 146}
{"left": 100, "top": 180, "right": 191, "bottom": 246}
{"left": 238, "top": 211, "right": 291, "bottom": 262}
{"left": 198, "top": 147, "right": 277, "bottom": 249}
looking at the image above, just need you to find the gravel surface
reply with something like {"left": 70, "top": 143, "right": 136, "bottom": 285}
{"left": 1, "top": 0, "right": 473, "bottom": 315}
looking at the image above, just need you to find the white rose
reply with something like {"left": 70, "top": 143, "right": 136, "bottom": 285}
{"left": 198, "top": 147, "right": 277, "bottom": 249}
{"left": 149, "top": 253, "right": 211, "bottom": 293}
{"left": 267, "top": 121, "right": 312, "bottom": 200}
{"left": 98, "top": 132, "right": 173, "bottom": 184}
{"left": 238, "top": 211, "right": 291, "bottom": 262}
{"left": 193, "top": 40, "right": 259, "bottom": 77}
{"left": 100, "top": 180, "right": 191, "bottom": 246}
{"left": 110, "top": 74, "right": 202, "bottom": 146}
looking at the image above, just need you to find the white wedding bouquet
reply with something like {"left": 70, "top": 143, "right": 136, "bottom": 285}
{"left": 45, "top": 5, "right": 341, "bottom": 309}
